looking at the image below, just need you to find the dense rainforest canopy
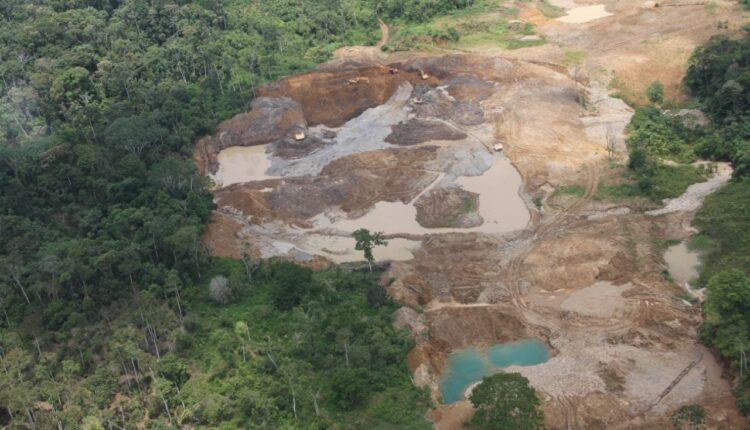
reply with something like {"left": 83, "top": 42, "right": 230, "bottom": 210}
{"left": 0, "top": 0, "right": 475, "bottom": 428}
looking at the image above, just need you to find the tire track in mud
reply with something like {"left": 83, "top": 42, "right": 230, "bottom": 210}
{"left": 507, "top": 162, "right": 599, "bottom": 306}
{"left": 492, "top": 107, "right": 602, "bottom": 306}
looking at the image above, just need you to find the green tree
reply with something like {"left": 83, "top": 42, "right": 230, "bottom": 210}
{"left": 353, "top": 228, "right": 387, "bottom": 272}
{"left": 705, "top": 270, "right": 750, "bottom": 369}
{"left": 269, "top": 261, "right": 314, "bottom": 310}
{"left": 647, "top": 81, "right": 665, "bottom": 105}
{"left": 330, "top": 367, "right": 371, "bottom": 409}
{"left": 469, "top": 373, "right": 544, "bottom": 430}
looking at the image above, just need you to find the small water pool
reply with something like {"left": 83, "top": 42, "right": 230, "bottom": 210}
{"left": 664, "top": 242, "right": 701, "bottom": 286}
{"left": 439, "top": 339, "right": 550, "bottom": 403}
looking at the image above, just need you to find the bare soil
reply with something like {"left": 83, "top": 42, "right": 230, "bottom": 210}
{"left": 195, "top": 1, "right": 748, "bottom": 427}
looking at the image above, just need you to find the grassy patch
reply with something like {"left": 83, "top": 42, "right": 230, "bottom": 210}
{"left": 552, "top": 184, "right": 586, "bottom": 197}
{"left": 705, "top": 0, "right": 718, "bottom": 15}
{"left": 649, "top": 163, "right": 707, "bottom": 200}
{"left": 594, "top": 164, "right": 706, "bottom": 202}
{"left": 386, "top": 0, "right": 545, "bottom": 51}
{"left": 595, "top": 182, "right": 641, "bottom": 202}
{"left": 538, "top": 0, "right": 565, "bottom": 17}
{"left": 627, "top": 107, "right": 704, "bottom": 164}
{"left": 462, "top": 196, "right": 478, "bottom": 213}
{"left": 608, "top": 75, "right": 639, "bottom": 108}
{"left": 687, "top": 233, "right": 715, "bottom": 252}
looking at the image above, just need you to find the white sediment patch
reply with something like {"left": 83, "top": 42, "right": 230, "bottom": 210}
{"left": 557, "top": 5, "right": 612, "bottom": 24}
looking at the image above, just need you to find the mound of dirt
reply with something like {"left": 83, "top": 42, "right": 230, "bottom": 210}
{"left": 426, "top": 305, "right": 530, "bottom": 350}
{"left": 444, "top": 74, "right": 496, "bottom": 103}
{"left": 385, "top": 118, "right": 467, "bottom": 145}
{"left": 258, "top": 65, "right": 436, "bottom": 127}
{"left": 386, "top": 232, "right": 522, "bottom": 307}
{"left": 414, "top": 187, "right": 483, "bottom": 228}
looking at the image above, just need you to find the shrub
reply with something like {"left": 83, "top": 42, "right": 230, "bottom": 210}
{"left": 671, "top": 404, "right": 705, "bottom": 429}
{"left": 646, "top": 81, "right": 665, "bottom": 105}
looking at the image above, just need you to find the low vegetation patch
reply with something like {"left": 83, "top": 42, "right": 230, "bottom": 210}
{"left": 552, "top": 184, "right": 586, "bottom": 198}
{"left": 385, "top": 0, "right": 545, "bottom": 51}
{"left": 537, "top": 0, "right": 565, "bottom": 18}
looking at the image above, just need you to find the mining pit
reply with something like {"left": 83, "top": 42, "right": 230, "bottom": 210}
{"left": 196, "top": 0, "right": 748, "bottom": 427}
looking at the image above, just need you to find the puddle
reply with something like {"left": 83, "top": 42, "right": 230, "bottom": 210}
{"left": 439, "top": 339, "right": 550, "bottom": 403}
{"left": 314, "top": 155, "right": 529, "bottom": 235}
{"left": 557, "top": 5, "right": 612, "bottom": 23}
{"left": 212, "top": 145, "right": 276, "bottom": 187}
{"left": 456, "top": 157, "right": 529, "bottom": 232}
{"left": 664, "top": 242, "right": 700, "bottom": 286}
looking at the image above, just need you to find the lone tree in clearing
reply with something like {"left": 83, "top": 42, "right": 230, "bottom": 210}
{"left": 353, "top": 228, "right": 387, "bottom": 273}
{"left": 469, "top": 372, "right": 544, "bottom": 430}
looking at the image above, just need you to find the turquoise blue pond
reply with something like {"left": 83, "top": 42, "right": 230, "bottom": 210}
{"left": 439, "top": 339, "right": 550, "bottom": 404}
